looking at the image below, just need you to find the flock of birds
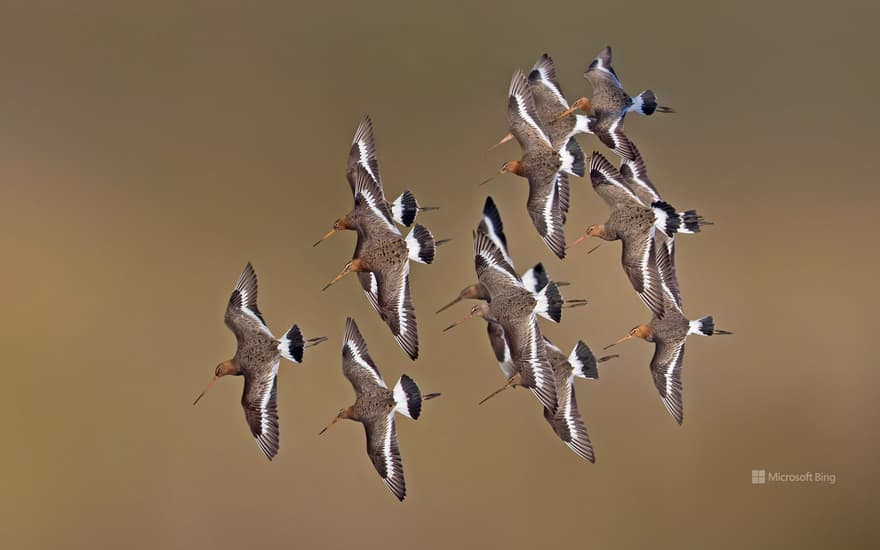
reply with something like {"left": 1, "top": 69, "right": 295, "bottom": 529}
{"left": 193, "top": 46, "right": 732, "bottom": 501}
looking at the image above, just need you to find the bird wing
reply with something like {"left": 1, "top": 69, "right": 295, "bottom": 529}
{"left": 241, "top": 366, "right": 280, "bottom": 460}
{"left": 619, "top": 140, "right": 661, "bottom": 205}
{"left": 473, "top": 230, "right": 521, "bottom": 298}
{"left": 507, "top": 69, "right": 553, "bottom": 154}
{"left": 225, "top": 263, "right": 274, "bottom": 344}
{"left": 341, "top": 317, "right": 388, "bottom": 396}
{"left": 584, "top": 46, "right": 622, "bottom": 89}
{"left": 650, "top": 339, "right": 687, "bottom": 425}
{"left": 376, "top": 261, "right": 419, "bottom": 360}
{"left": 621, "top": 227, "right": 666, "bottom": 318}
{"left": 526, "top": 171, "right": 567, "bottom": 259}
{"left": 351, "top": 163, "right": 398, "bottom": 235}
{"left": 654, "top": 234, "right": 683, "bottom": 313}
{"left": 364, "top": 412, "right": 406, "bottom": 501}
{"left": 358, "top": 271, "right": 382, "bottom": 316}
{"left": 486, "top": 322, "right": 516, "bottom": 379}
{"left": 477, "top": 196, "right": 515, "bottom": 268}
{"left": 588, "top": 151, "right": 644, "bottom": 208}
{"left": 549, "top": 368, "right": 595, "bottom": 463}
{"left": 346, "top": 115, "right": 381, "bottom": 193}
{"left": 504, "top": 311, "right": 557, "bottom": 413}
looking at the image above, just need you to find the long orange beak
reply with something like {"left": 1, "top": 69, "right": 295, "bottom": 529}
{"left": 556, "top": 105, "right": 578, "bottom": 121}
{"left": 603, "top": 334, "right": 634, "bottom": 350}
{"left": 313, "top": 228, "right": 337, "bottom": 247}
{"left": 442, "top": 312, "right": 473, "bottom": 332}
{"left": 488, "top": 132, "right": 514, "bottom": 151}
{"left": 571, "top": 232, "right": 592, "bottom": 247}
{"left": 321, "top": 264, "right": 352, "bottom": 291}
{"left": 435, "top": 294, "right": 464, "bottom": 314}
{"left": 480, "top": 169, "right": 505, "bottom": 186}
{"left": 193, "top": 376, "right": 219, "bottom": 406}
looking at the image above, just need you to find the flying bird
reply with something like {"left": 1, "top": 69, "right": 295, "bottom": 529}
{"left": 319, "top": 318, "right": 440, "bottom": 501}
{"left": 321, "top": 164, "right": 438, "bottom": 360}
{"left": 193, "top": 263, "right": 327, "bottom": 460}
{"left": 315, "top": 115, "right": 437, "bottom": 247}
{"left": 482, "top": 69, "right": 585, "bottom": 258}
{"left": 557, "top": 46, "right": 674, "bottom": 160}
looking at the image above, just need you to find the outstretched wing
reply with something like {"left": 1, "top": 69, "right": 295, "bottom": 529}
{"left": 241, "top": 367, "right": 280, "bottom": 460}
{"left": 650, "top": 339, "right": 687, "bottom": 425}
{"left": 364, "top": 412, "right": 406, "bottom": 501}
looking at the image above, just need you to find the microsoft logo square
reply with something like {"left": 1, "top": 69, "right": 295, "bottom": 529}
{"left": 752, "top": 469, "right": 766, "bottom": 484}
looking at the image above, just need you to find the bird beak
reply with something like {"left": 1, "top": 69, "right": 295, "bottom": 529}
{"left": 435, "top": 294, "right": 464, "bottom": 314}
{"left": 480, "top": 168, "right": 505, "bottom": 186}
{"left": 555, "top": 105, "right": 578, "bottom": 121}
{"left": 318, "top": 412, "right": 342, "bottom": 435}
{"left": 603, "top": 334, "right": 635, "bottom": 350}
{"left": 442, "top": 312, "right": 473, "bottom": 332}
{"left": 321, "top": 264, "right": 352, "bottom": 291}
{"left": 193, "top": 376, "right": 219, "bottom": 406}
{"left": 571, "top": 232, "right": 591, "bottom": 247}
{"left": 313, "top": 228, "right": 337, "bottom": 247}
{"left": 487, "top": 132, "right": 514, "bottom": 151}
{"left": 478, "top": 375, "right": 519, "bottom": 405}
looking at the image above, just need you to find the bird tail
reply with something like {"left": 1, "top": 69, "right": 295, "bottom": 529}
{"left": 393, "top": 374, "right": 440, "bottom": 420}
{"left": 560, "top": 138, "right": 586, "bottom": 177}
{"left": 391, "top": 190, "right": 419, "bottom": 227}
{"left": 651, "top": 201, "right": 708, "bottom": 237}
{"left": 688, "top": 316, "right": 734, "bottom": 336}
{"left": 534, "top": 281, "right": 563, "bottom": 323}
{"left": 521, "top": 262, "right": 550, "bottom": 294}
{"left": 278, "top": 325, "right": 327, "bottom": 363}
{"left": 630, "top": 90, "right": 675, "bottom": 115}
{"left": 569, "top": 341, "right": 599, "bottom": 379}
{"left": 405, "top": 224, "right": 437, "bottom": 264}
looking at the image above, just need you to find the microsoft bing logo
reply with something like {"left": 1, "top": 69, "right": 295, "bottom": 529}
{"left": 752, "top": 469, "right": 766, "bottom": 484}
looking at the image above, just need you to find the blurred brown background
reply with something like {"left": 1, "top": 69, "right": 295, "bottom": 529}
{"left": 1, "top": 1, "right": 878, "bottom": 548}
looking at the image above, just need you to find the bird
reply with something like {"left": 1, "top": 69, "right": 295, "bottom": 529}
{"left": 321, "top": 163, "right": 437, "bottom": 360}
{"left": 436, "top": 196, "right": 587, "bottom": 314}
{"left": 485, "top": 320, "right": 617, "bottom": 462}
{"left": 556, "top": 46, "right": 674, "bottom": 160}
{"left": 490, "top": 53, "right": 594, "bottom": 155}
{"left": 604, "top": 293, "right": 731, "bottom": 425}
{"left": 572, "top": 151, "right": 706, "bottom": 318}
{"left": 616, "top": 140, "right": 708, "bottom": 308}
{"left": 314, "top": 115, "right": 437, "bottom": 247}
{"left": 193, "top": 262, "right": 327, "bottom": 460}
{"left": 319, "top": 317, "right": 440, "bottom": 501}
{"left": 444, "top": 230, "right": 558, "bottom": 413}
{"left": 482, "top": 69, "right": 586, "bottom": 259}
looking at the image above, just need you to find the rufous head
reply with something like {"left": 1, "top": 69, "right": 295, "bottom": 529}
{"left": 318, "top": 405, "right": 355, "bottom": 435}
{"left": 193, "top": 360, "right": 239, "bottom": 405}
{"left": 435, "top": 284, "right": 485, "bottom": 314}
{"left": 604, "top": 324, "right": 653, "bottom": 350}
{"left": 556, "top": 97, "right": 594, "bottom": 121}
{"left": 313, "top": 214, "right": 356, "bottom": 247}
{"left": 481, "top": 160, "right": 523, "bottom": 185}
{"left": 572, "top": 224, "right": 605, "bottom": 247}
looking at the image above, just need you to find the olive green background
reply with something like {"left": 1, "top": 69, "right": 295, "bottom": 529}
{"left": 2, "top": 1, "right": 877, "bottom": 548}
